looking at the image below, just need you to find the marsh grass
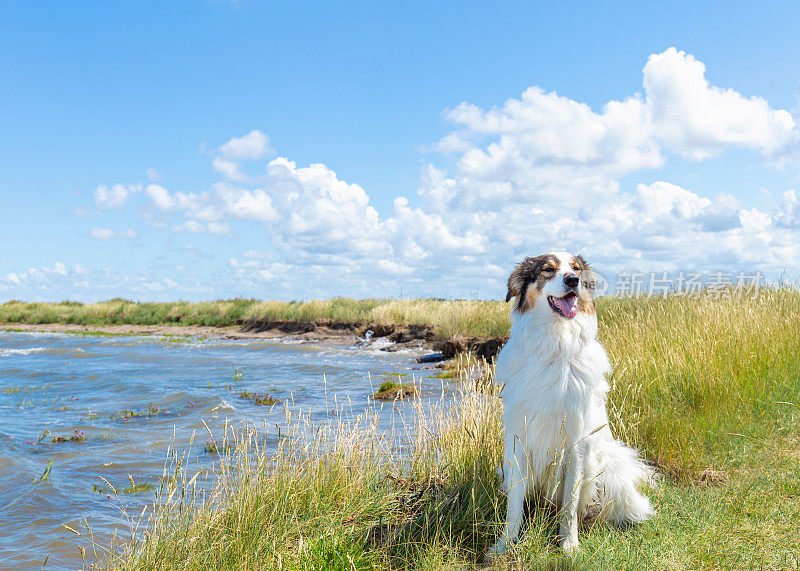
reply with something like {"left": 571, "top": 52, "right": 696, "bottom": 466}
{"left": 0, "top": 297, "right": 511, "bottom": 338}
{"left": 63, "top": 287, "right": 800, "bottom": 568}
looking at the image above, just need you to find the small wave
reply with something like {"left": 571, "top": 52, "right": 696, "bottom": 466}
{"left": 0, "top": 347, "right": 47, "bottom": 357}
{"left": 212, "top": 400, "right": 235, "bottom": 412}
{"left": 366, "top": 338, "right": 394, "bottom": 350}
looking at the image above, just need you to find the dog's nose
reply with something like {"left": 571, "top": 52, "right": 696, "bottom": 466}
{"left": 564, "top": 274, "right": 579, "bottom": 288}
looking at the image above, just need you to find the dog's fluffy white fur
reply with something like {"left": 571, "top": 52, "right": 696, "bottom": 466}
{"left": 488, "top": 251, "right": 654, "bottom": 556}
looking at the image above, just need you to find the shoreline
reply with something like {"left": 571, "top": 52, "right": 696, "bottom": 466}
{"left": 0, "top": 320, "right": 507, "bottom": 359}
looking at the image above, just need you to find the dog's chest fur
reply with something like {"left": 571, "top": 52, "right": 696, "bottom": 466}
{"left": 497, "top": 310, "right": 611, "bottom": 487}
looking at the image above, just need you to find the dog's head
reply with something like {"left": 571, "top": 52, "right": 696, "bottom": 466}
{"left": 505, "top": 252, "right": 597, "bottom": 319}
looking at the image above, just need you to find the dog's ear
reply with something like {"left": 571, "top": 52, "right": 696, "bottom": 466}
{"left": 574, "top": 254, "right": 591, "bottom": 271}
{"left": 506, "top": 255, "right": 555, "bottom": 310}
{"left": 506, "top": 260, "right": 528, "bottom": 303}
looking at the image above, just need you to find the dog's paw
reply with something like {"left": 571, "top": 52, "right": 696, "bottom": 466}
{"left": 484, "top": 540, "right": 509, "bottom": 564}
{"left": 561, "top": 537, "right": 580, "bottom": 554}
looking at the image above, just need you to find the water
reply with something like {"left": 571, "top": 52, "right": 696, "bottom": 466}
{"left": 0, "top": 330, "right": 439, "bottom": 569}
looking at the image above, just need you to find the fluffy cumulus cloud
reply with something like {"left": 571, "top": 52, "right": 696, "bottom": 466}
{"left": 643, "top": 48, "right": 796, "bottom": 159}
{"left": 94, "top": 184, "right": 141, "bottom": 211}
{"left": 409, "top": 47, "right": 800, "bottom": 277}
{"left": 212, "top": 129, "right": 274, "bottom": 182}
{"left": 45, "top": 48, "right": 800, "bottom": 300}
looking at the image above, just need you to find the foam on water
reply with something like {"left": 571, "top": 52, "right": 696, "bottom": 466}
{"left": 0, "top": 347, "right": 46, "bottom": 356}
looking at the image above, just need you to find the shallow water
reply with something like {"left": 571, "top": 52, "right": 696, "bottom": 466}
{"left": 0, "top": 330, "right": 439, "bottom": 569}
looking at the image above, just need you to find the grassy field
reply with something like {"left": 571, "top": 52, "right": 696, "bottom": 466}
{"left": 0, "top": 298, "right": 512, "bottom": 338}
{"left": 67, "top": 288, "right": 800, "bottom": 568}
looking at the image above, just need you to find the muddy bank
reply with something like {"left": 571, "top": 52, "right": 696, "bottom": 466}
{"left": 0, "top": 320, "right": 508, "bottom": 360}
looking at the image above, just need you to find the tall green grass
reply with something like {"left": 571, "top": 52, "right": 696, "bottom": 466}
{"left": 600, "top": 287, "right": 800, "bottom": 479}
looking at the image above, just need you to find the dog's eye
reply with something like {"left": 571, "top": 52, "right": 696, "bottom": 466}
{"left": 572, "top": 265, "right": 580, "bottom": 272}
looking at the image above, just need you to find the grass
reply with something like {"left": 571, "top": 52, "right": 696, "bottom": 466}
{"left": 0, "top": 297, "right": 511, "bottom": 338}
{"left": 63, "top": 287, "right": 800, "bottom": 568}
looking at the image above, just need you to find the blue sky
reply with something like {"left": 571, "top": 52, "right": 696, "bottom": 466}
{"left": 2, "top": 1, "right": 799, "bottom": 301}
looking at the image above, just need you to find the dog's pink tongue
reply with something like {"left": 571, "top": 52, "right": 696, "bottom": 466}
{"left": 556, "top": 295, "right": 578, "bottom": 318}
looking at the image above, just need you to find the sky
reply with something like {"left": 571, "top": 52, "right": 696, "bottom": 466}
{"left": 1, "top": 0, "right": 800, "bottom": 302}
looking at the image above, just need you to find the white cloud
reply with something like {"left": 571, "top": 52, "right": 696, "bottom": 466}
{"left": 775, "top": 190, "right": 800, "bottom": 228}
{"left": 145, "top": 184, "right": 175, "bottom": 210}
{"left": 90, "top": 227, "right": 138, "bottom": 240}
{"left": 219, "top": 130, "right": 271, "bottom": 160}
{"left": 172, "top": 220, "right": 230, "bottom": 234}
{"left": 146, "top": 167, "right": 163, "bottom": 182}
{"left": 644, "top": 48, "right": 796, "bottom": 159}
{"left": 213, "top": 130, "right": 273, "bottom": 182}
{"left": 212, "top": 157, "right": 248, "bottom": 182}
{"left": 94, "top": 184, "right": 140, "bottom": 211}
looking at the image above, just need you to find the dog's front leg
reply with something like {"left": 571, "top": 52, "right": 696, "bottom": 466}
{"left": 487, "top": 437, "right": 527, "bottom": 557}
{"left": 559, "top": 443, "right": 584, "bottom": 553}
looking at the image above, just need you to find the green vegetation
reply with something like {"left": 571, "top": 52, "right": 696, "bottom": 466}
{"left": 111, "top": 403, "right": 167, "bottom": 422}
{"left": 373, "top": 379, "right": 418, "bottom": 400}
{"left": 0, "top": 297, "right": 511, "bottom": 338}
{"left": 65, "top": 288, "right": 800, "bottom": 568}
{"left": 122, "top": 481, "right": 156, "bottom": 495}
{"left": 51, "top": 429, "right": 87, "bottom": 443}
{"left": 239, "top": 391, "right": 280, "bottom": 406}
{"left": 203, "top": 438, "right": 231, "bottom": 455}
{"left": 35, "top": 458, "right": 55, "bottom": 483}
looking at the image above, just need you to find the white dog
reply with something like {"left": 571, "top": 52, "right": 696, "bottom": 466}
{"left": 488, "top": 252, "right": 654, "bottom": 557}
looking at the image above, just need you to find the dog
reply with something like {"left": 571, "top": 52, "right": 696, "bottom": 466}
{"left": 488, "top": 251, "right": 654, "bottom": 557}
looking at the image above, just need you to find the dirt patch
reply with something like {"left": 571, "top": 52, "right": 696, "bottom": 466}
{"left": 239, "top": 318, "right": 438, "bottom": 346}
{"left": 373, "top": 383, "right": 419, "bottom": 401}
{"left": 434, "top": 335, "right": 507, "bottom": 361}
{"left": 698, "top": 467, "right": 728, "bottom": 486}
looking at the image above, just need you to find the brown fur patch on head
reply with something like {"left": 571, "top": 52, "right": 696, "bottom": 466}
{"left": 573, "top": 254, "right": 596, "bottom": 315}
{"left": 505, "top": 254, "right": 559, "bottom": 312}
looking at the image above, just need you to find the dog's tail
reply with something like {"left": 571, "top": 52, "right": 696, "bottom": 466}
{"left": 585, "top": 439, "right": 656, "bottom": 526}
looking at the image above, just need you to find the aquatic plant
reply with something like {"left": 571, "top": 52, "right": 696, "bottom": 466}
{"left": 35, "top": 458, "right": 55, "bottom": 483}
{"left": 147, "top": 403, "right": 166, "bottom": 417}
{"left": 51, "top": 430, "right": 87, "bottom": 443}
{"left": 122, "top": 482, "right": 156, "bottom": 495}
{"left": 111, "top": 403, "right": 166, "bottom": 422}
{"left": 123, "top": 475, "right": 156, "bottom": 495}
{"left": 203, "top": 438, "right": 231, "bottom": 454}
{"left": 238, "top": 391, "right": 280, "bottom": 406}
